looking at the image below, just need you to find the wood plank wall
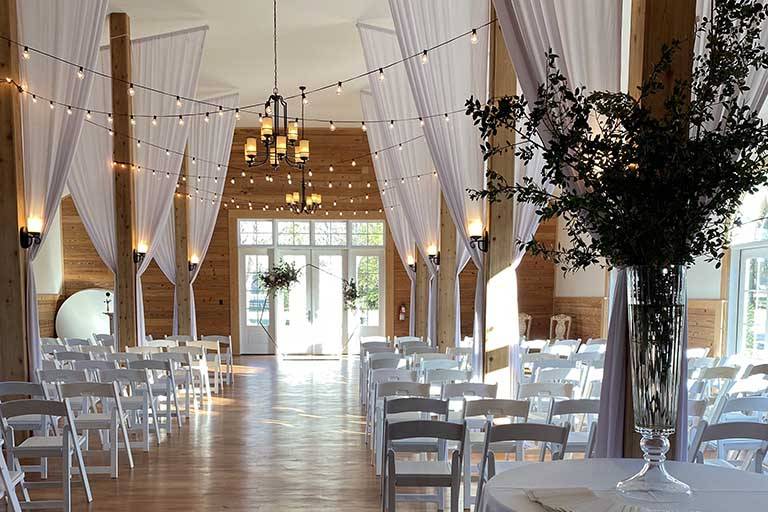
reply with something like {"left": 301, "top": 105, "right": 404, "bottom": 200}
{"left": 551, "top": 296, "right": 607, "bottom": 341}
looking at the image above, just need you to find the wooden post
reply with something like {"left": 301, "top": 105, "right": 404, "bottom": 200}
{"left": 414, "top": 252, "right": 429, "bottom": 340}
{"left": 0, "top": 0, "right": 28, "bottom": 381}
{"left": 484, "top": 12, "right": 517, "bottom": 392}
{"left": 625, "top": 0, "right": 698, "bottom": 457}
{"left": 437, "top": 197, "right": 457, "bottom": 351}
{"left": 175, "top": 149, "right": 191, "bottom": 335}
{"left": 110, "top": 13, "right": 137, "bottom": 350}
{"left": 385, "top": 223, "right": 396, "bottom": 339}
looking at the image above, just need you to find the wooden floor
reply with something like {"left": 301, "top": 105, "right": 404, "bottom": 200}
{"left": 38, "top": 356, "right": 435, "bottom": 511}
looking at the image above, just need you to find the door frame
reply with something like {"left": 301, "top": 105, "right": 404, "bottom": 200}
{"left": 238, "top": 247, "right": 274, "bottom": 355}
{"left": 726, "top": 240, "right": 768, "bottom": 355}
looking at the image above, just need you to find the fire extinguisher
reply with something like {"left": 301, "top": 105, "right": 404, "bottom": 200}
{"left": 399, "top": 304, "right": 406, "bottom": 321}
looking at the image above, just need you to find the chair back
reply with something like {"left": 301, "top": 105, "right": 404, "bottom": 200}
{"left": 129, "top": 359, "right": 172, "bottom": 372}
{"left": 368, "top": 352, "right": 401, "bottom": 363}
{"left": 98, "top": 368, "right": 151, "bottom": 389}
{"left": 386, "top": 419, "right": 464, "bottom": 443}
{"left": 421, "top": 359, "right": 460, "bottom": 372}
{"left": 0, "top": 381, "right": 45, "bottom": 399}
{"left": 377, "top": 382, "right": 430, "bottom": 400}
{"left": 384, "top": 397, "right": 448, "bottom": 418}
{"left": 92, "top": 333, "right": 115, "bottom": 347}
{"left": 686, "top": 347, "right": 710, "bottom": 359}
{"left": 369, "top": 368, "right": 417, "bottom": 385}
{"left": 152, "top": 352, "right": 192, "bottom": 367}
{"left": 201, "top": 334, "right": 232, "bottom": 345}
{"left": 442, "top": 383, "right": 498, "bottom": 400}
{"left": 521, "top": 339, "right": 548, "bottom": 352}
{"left": 747, "top": 363, "right": 768, "bottom": 378}
{"left": 549, "top": 314, "right": 572, "bottom": 340}
{"left": 687, "top": 399, "right": 707, "bottom": 420}
{"left": 577, "top": 343, "right": 605, "bottom": 354}
{"left": 105, "top": 352, "right": 144, "bottom": 365}
{"left": 145, "top": 339, "right": 179, "bottom": 349}
{"left": 58, "top": 381, "right": 119, "bottom": 400}
{"left": 394, "top": 336, "right": 422, "bottom": 344}
{"left": 165, "top": 335, "right": 195, "bottom": 344}
{"left": 425, "top": 369, "right": 471, "bottom": 384}
{"left": 415, "top": 352, "right": 453, "bottom": 364}
{"left": 0, "top": 399, "right": 71, "bottom": 421}
{"left": 187, "top": 340, "right": 220, "bottom": 353}
{"left": 572, "top": 352, "right": 604, "bottom": 365}
{"left": 688, "top": 420, "right": 768, "bottom": 471}
{"left": 369, "top": 358, "right": 402, "bottom": 371}
{"left": 37, "top": 369, "right": 89, "bottom": 385}
{"left": 54, "top": 351, "right": 92, "bottom": 362}
{"left": 404, "top": 345, "right": 438, "bottom": 356}
{"left": 63, "top": 338, "right": 92, "bottom": 348}
{"left": 464, "top": 399, "right": 530, "bottom": 423}
{"left": 518, "top": 312, "right": 532, "bottom": 339}
{"left": 72, "top": 360, "right": 119, "bottom": 380}
{"left": 517, "top": 382, "right": 574, "bottom": 400}
{"left": 126, "top": 346, "right": 162, "bottom": 355}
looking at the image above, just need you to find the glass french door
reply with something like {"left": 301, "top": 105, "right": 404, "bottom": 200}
{"left": 239, "top": 249, "right": 274, "bottom": 354}
{"left": 347, "top": 250, "right": 385, "bottom": 355}
{"left": 733, "top": 245, "right": 768, "bottom": 355}
{"left": 275, "top": 249, "right": 345, "bottom": 356}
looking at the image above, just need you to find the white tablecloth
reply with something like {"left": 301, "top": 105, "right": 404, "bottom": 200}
{"left": 478, "top": 459, "right": 768, "bottom": 512}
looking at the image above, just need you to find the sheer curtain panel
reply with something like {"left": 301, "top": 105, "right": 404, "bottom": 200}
{"left": 19, "top": 0, "right": 108, "bottom": 372}
{"left": 358, "top": 23, "right": 441, "bottom": 343}
{"left": 389, "top": 0, "right": 490, "bottom": 372}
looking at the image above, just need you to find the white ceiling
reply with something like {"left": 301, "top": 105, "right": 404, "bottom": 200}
{"left": 107, "top": 0, "right": 393, "bottom": 127}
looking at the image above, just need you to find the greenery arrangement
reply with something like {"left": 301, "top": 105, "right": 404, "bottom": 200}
{"left": 259, "top": 261, "right": 301, "bottom": 294}
{"left": 343, "top": 279, "right": 359, "bottom": 310}
{"left": 467, "top": 0, "right": 768, "bottom": 272}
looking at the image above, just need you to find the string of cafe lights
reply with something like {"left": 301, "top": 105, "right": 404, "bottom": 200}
{"left": 0, "top": 18, "right": 494, "bottom": 124}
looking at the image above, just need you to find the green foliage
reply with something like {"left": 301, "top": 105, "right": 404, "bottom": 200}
{"left": 343, "top": 278, "right": 359, "bottom": 311}
{"left": 259, "top": 261, "right": 300, "bottom": 294}
{"left": 467, "top": 0, "right": 768, "bottom": 272}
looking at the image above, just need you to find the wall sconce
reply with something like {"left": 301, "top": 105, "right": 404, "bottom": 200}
{"left": 20, "top": 217, "right": 43, "bottom": 249}
{"left": 189, "top": 254, "right": 200, "bottom": 273}
{"left": 133, "top": 242, "right": 148, "bottom": 265}
{"left": 406, "top": 255, "right": 416, "bottom": 273}
{"left": 468, "top": 219, "right": 489, "bottom": 253}
{"left": 427, "top": 244, "right": 440, "bottom": 267}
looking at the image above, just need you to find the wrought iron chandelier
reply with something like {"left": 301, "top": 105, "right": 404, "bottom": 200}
{"left": 243, "top": 0, "right": 310, "bottom": 181}
{"left": 285, "top": 168, "right": 321, "bottom": 214}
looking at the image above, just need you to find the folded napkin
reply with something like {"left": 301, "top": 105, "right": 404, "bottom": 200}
{"left": 524, "top": 488, "right": 651, "bottom": 512}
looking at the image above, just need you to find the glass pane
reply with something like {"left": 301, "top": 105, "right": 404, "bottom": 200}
{"left": 277, "top": 221, "right": 310, "bottom": 245}
{"left": 356, "top": 255, "right": 380, "bottom": 326}
{"left": 733, "top": 186, "right": 768, "bottom": 245}
{"left": 245, "top": 254, "right": 269, "bottom": 327}
{"left": 314, "top": 221, "right": 347, "bottom": 246}
{"left": 351, "top": 221, "right": 384, "bottom": 246}
{"left": 741, "top": 256, "right": 768, "bottom": 353}
{"left": 315, "top": 254, "right": 343, "bottom": 353}
{"left": 239, "top": 220, "right": 273, "bottom": 246}
{"left": 277, "top": 254, "right": 311, "bottom": 353}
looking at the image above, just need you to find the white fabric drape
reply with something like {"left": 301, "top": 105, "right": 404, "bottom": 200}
{"left": 361, "top": 91, "right": 417, "bottom": 335}
{"left": 19, "top": 0, "right": 107, "bottom": 372}
{"left": 154, "top": 93, "right": 237, "bottom": 338}
{"left": 492, "top": 0, "right": 625, "bottom": 408}
{"left": 70, "top": 27, "right": 206, "bottom": 346}
{"left": 389, "top": 0, "right": 489, "bottom": 372}
{"left": 358, "top": 23, "right": 441, "bottom": 343}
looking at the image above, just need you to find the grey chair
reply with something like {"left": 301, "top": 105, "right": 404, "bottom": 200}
{"left": 689, "top": 420, "right": 768, "bottom": 473}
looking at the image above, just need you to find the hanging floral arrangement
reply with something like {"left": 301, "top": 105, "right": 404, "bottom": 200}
{"left": 342, "top": 278, "right": 359, "bottom": 310}
{"left": 259, "top": 261, "right": 301, "bottom": 295}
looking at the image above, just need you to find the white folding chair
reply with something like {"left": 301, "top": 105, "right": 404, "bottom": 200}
{"left": 98, "top": 369, "right": 161, "bottom": 452}
{"left": 128, "top": 360, "right": 182, "bottom": 432}
{"left": 62, "top": 338, "right": 92, "bottom": 350}
{"left": 58, "top": 382, "right": 134, "bottom": 478}
{"left": 187, "top": 340, "right": 223, "bottom": 394}
{"left": 72, "top": 360, "right": 119, "bottom": 382}
{"left": 461, "top": 399, "right": 529, "bottom": 508}
{"left": 689, "top": 420, "right": 768, "bottom": 473}
{"left": 144, "top": 339, "right": 178, "bottom": 350}
{"left": 0, "top": 382, "right": 50, "bottom": 478}
{"left": 546, "top": 398, "right": 600, "bottom": 458}
{"left": 360, "top": 345, "right": 396, "bottom": 405}
{"left": 0, "top": 437, "right": 23, "bottom": 512}
{"left": 86, "top": 346, "right": 114, "bottom": 361}
{"left": 476, "top": 422, "right": 569, "bottom": 506}
{"left": 520, "top": 339, "right": 548, "bottom": 352}
{"left": 687, "top": 347, "right": 711, "bottom": 359}
{"left": 151, "top": 352, "right": 197, "bottom": 415}
{"left": 0, "top": 399, "right": 92, "bottom": 511}
{"left": 53, "top": 351, "right": 92, "bottom": 369}
{"left": 105, "top": 352, "right": 145, "bottom": 367}
{"left": 366, "top": 370, "right": 419, "bottom": 450}
{"left": 126, "top": 346, "right": 162, "bottom": 357}
{"left": 517, "top": 382, "right": 574, "bottom": 423}
{"left": 168, "top": 346, "right": 212, "bottom": 402}
{"left": 374, "top": 392, "right": 437, "bottom": 475}
{"left": 201, "top": 335, "right": 234, "bottom": 385}
{"left": 383, "top": 419, "right": 464, "bottom": 512}
{"left": 92, "top": 334, "right": 115, "bottom": 348}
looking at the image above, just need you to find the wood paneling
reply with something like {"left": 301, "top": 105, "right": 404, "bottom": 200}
{"left": 391, "top": 254, "right": 412, "bottom": 338}
{"left": 174, "top": 151, "right": 191, "bottom": 335}
{"left": 459, "top": 263, "right": 479, "bottom": 339}
{"left": 517, "top": 219, "right": 557, "bottom": 339}
{"left": 689, "top": 299, "right": 726, "bottom": 353}
{"left": 414, "top": 252, "right": 429, "bottom": 339}
{"left": 552, "top": 296, "right": 607, "bottom": 341}
{"left": 0, "top": 0, "right": 28, "bottom": 381}
{"left": 37, "top": 294, "right": 60, "bottom": 338}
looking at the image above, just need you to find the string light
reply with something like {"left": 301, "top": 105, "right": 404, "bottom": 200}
{"left": 421, "top": 50, "right": 428, "bottom": 64}
{"left": 351, "top": 160, "right": 356, "bottom": 167}
{"left": 107, "top": 113, "right": 113, "bottom": 124}
{"left": 389, "top": 120, "right": 394, "bottom": 130}
{"left": 128, "top": 83, "right": 135, "bottom": 96}
{"left": 22, "top": 46, "right": 30, "bottom": 60}
{"left": 378, "top": 68, "right": 385, "bottom": 81}
{"left": 329, "top": 121, "right": 336, "bottom": 132}
{"left": 329, "top": 165, "right": 334, "bottom": 172}
{"left": 152, "top": 115, "right": 158, "bottom": 126}
{"left": 235, "top": 108, "right": 241, "bottom": 120}
{"left": 470, "top": 29, "right": 478, "bottom": 44}
{"left": 130, "top": 115, "right": 136, "bottom": 125}
{"left": 86, "top": 110, "right": 91, "bottom": 120}
{"left": 336, "top": 81, "right": 343, "bottom": 95}
{"left": 49, "top": 100, "right": 54, "bottom": 109}
{"left": 218, "top": 105, "right": 224, "bottom": 117}
{"left": 178, "top": 115, "right": 184, "bottom": 126}
{"left": 204, "top": 112, "right": 210, "bottom": 123}
{"left": 444, "top": 112, "right": 450, "bottom": 122}
{"left": 66, "top": 106, "right": 72, "bottom": 115}
{"left": 361, "top": 122, "right": 367, "bottom": 132}
{"left": 176, "top": 96, "right": 182, "bottom": 108}
{"left": 419, "top": 117, "right": 424, "bottom": 127}
{"left": 77, "top": 67, "right": 84, "bottom": 80}
{"left": 31, "top": 94, "right": 37, "bottom": 103}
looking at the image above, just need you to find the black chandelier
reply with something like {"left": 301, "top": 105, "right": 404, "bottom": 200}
{"left": 285, "top": 168, "right": 321, "bottom": 214}
{"left": 243, "top": 0, "right": 310, "bottom": 181}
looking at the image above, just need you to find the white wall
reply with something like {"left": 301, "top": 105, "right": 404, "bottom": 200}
{"left": 554, "top": 217, "right": 606, "bottom": 297}
{"left": 687, "top": 256, "right": 721, "bottom": 300}
{"left": 32, "top": 204, "right": 63, "bottom": 295}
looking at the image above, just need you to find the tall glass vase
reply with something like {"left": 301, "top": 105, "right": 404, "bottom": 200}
{"left": 616, "top": 265, "right": 690, "bottom": 498}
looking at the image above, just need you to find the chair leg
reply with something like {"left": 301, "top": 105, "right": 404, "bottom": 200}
{"left": 119, "top": 415, "right": 134, "bottom": 469}
{"left": 150, "top": 403, "right": 162, "bottom": 445}
{"left": 63, "top": 437, "right": 72, "bottom": 512}
{"left": 110, "top": 417, "right": 119, "bottom": 478}
{"left": 387, "top": 452, "right": 396, "bottom": 512}
{"left": 72, "top": 433, "right": 93, "bottom": 503}
{"left": 463, "top": 443, "right": 472, "bottom": 508}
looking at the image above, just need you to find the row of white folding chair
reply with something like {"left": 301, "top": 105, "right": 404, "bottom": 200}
{"left": 133, "top": 344, "right": 214, "bottom": 399}
{"left": 359, "top": 343, "right": 395, "bottom": 406}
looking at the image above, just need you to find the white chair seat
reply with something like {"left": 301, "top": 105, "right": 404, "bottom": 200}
{"left": 395, "top": 460, "right": 451, "bottom": 477}
{"left": 16, "top": 434, "right": 86, "bottom": 455}
{"left": 7, "top": 414, "right": 45, "bottom": 430}
{"left": 566, "top": 431, "right": 590, "bottom": 448}
{"left": 74, "top": 412, "right": 126, "bottom": 428}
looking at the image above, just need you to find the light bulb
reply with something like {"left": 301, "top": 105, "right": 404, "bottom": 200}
{"left": 389, "top": 120, "right": 394, "bottom": 130}
{"left": 86, "top": 110, "right": 91, "bottom": 120}
{"left": 421, "top": 50, "right": 428, "bottom": 64}
{"left": 128, "top": 84, "right": 135, "bottom": 96}
{"left": 165, "top": 149, "right": 170, "bottom": 155}
{"left": 378, "top": 68, "right": 385, "bottom": 81}
{"left": 361, "top": 122, "right": 367, "bottom": 132}
{"left": 329, "top": 165, "right": 334, "bottom": 172}
{"left": 137, "top": 140, "right": 141, "bottom": 147}
{"left": 235, "top": 108, "right": 241, "bottom": 120}
{"left": 336, "top": 81, "right": 343, "bottom": 95}
{"left": 49, "top": 101, "right": 54, "bottom": 109}
{"left": 176, "top": 96, "right": 182, "bottom": 108}
{"left": 152, "top": 115, "right": 157, "bottom": 126}
{"left": 348, "top": 182, "right": 352, "bottom": 189}
{"left": 218, "top": 106, "right": 224, "bottom": 117}
{"left": 367, "top": 182, "right": 371, "bottom": 188}
{"left": 67, "top": 106, "right": 72, "bottom": 115}
{"left": 419, "top": 117, "right": 425, "bottom": 127}
{"left": 471, "top": 29, "right": 478, "bottom": 44}
{"left": 31, "top": 94, "right": 37, "bottom": 103}
{"left": 205, "top": 112, "right": 210, "bottom": 123}
{"left": 178, "top": 115, "right": 184, "bottom": 126}
{"left": 351, "top": 160, "right": 356, "bottom": 167}
{"left": 77, "top": 67, "right": 84, "bottom": 80}
{"left": 374, "top": 152, "right": 379, "bottom": 159}
{"left": 444, "top": 113, "right": 450, "bottom": 122}
{"left": 398, "top": 144, "right": 403, "bottom": 151}
{"left": 22, "top": 47, "right": 30, "bottom": 60}
{"left": 329, "top": 121, "right": 336, "bottom": 132}
{"left": 130, "top": 115, "right": 136, "bottom": 125}
{"left": 302, "top": 94, "right": 308, "bottom": 105}
{"left": 108, "top": 113, "right": 113, "bottom": 124}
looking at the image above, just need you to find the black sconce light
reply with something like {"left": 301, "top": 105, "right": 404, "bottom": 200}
{"left": 427, "top": 246, "right": 440, "bottom": 267}
{"left": 189, "top": 255, "right": 199, "bottom": 273}
{"left": 468, "top": 220, "right": 489, "bottom": 252}
{"left": 19, "top": 225, "right": 42, "bottom": 249}
{"left": 133, "top": 243, "right": 147, "bottom": 265}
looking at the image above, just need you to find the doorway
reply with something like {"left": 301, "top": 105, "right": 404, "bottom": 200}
{"left": 237, "top": 218, "right": 386, "bottom": 356}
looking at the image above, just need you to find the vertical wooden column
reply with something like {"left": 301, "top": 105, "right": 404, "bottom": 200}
{"left": 484, "top": 13, "right": 517, "bottom": 391}
{"left": 437, "top": 197, "right": 457, "bottom": 351}
{"left": 110, "top": 13, "right": 137, "bottom": 350}
{"left": 0, "top": 0, "right": 28, "bottom": 381}
{"left": 175, "top": 150, "right": 191, "bottom": 335}
{"left": 414, "top": 252, "right": 429, "bottom": 339}
{"left": 384, "top": 224, "right": 396, "bottom": 339}
{"left": 625, "top": 0, "right": 697, "bottom": 457}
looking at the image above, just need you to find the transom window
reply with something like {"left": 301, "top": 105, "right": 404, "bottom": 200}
{"left": 238, "top": 219, "right": 385, "bottom": 248}
{"left": 277, "top": 221, "right": 311, "bottom": 246}
{"left": 314, "top": 221, "right": 347, "bottom": 246}
{"left": 351, "top": 221, "right": 384, "bottom": 247}
{"left": 239, "top": 220, "right": 273, "bottom": 246}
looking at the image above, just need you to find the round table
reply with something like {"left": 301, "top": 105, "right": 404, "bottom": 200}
{"left": 478, "top": 459, "right": 768, "bottom": 512}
